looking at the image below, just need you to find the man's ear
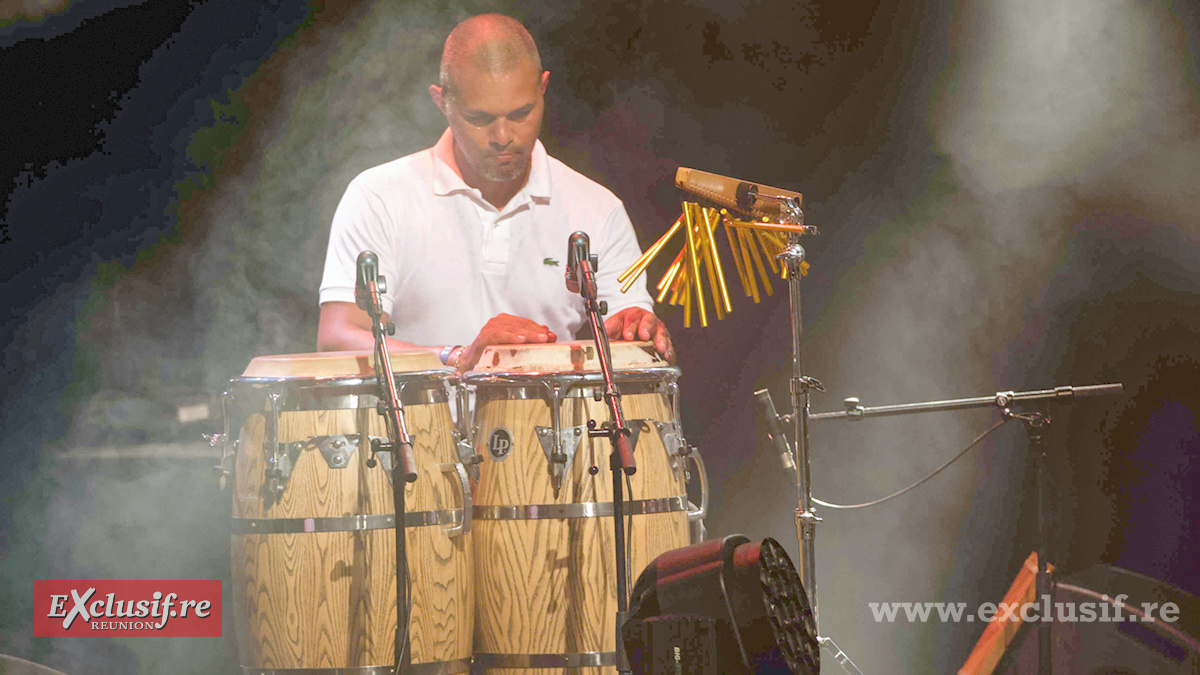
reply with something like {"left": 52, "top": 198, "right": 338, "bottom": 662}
{"left": 539, "top": 70, "right": 549, "bottom": 95}
{"left": 429, "top": 84, "right": 447, "bottom": 113}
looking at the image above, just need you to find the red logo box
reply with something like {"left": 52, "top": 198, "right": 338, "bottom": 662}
{"left": 34, "top": 580, "right": 222, "bottom": 637}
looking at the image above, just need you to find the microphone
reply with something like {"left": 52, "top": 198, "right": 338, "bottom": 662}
{"left": 754, "top": 388, "right": 795, "bottom": 471}
{"left": 565, "top": 231, "right": 597, "bottom": 298}
{"left": 355, "top": 250, "right": 384, "bottom": 317}
{"left": 675, "top": 167, "right": 803, "bottom": 220}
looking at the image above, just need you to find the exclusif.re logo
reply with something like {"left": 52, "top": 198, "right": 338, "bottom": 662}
{"left": 34, "top": 580, "right": 222, "bottom": 637}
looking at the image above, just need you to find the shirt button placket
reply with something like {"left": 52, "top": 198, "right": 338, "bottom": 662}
{"left": 481, "top": 208, "right": 509, "bottom": 275}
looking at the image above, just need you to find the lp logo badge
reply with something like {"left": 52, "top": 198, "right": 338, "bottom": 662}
{"left": 488, "top": 428, "right": 513, "bottom": 461}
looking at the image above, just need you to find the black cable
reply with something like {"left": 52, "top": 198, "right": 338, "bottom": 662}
{"left": 812, "top": 418, "right": 1008, "bottom": 510}
{"left": 392, "top": 473, "right": 410, "bottom": 673}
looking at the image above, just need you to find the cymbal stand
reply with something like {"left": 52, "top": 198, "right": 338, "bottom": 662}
{"left": 806, "top": 384, "right": 1124, "bottom": 675}
{"left": 764, "top": 198, "right": 869, "bottom": 674}
{"left": 764, "top": 196, "right": 824, "bottom": 631}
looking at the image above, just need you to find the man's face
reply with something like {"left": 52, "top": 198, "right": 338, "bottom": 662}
{"left": 438, "top": 60, "right": 548, "bottom": 186}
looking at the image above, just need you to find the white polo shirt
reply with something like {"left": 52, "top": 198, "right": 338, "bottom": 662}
{"left": 319, "top": 129, "right": 654, "bottom": 347}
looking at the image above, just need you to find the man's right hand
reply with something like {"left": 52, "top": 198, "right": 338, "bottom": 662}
{"left": 458, "top": 313, "right": 557, "bottom": 370}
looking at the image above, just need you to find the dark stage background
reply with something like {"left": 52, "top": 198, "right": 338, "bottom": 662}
{"left": 2, "top": 1, "right": 1198, "bottom": 673}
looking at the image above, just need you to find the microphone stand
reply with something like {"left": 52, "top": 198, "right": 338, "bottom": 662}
{"left": 356, "top": 253, "right": 419, "bottom": 673}
{"left": 804, "top": 383, "right": 1124, "bottom": 675}
{"left": 568, "top": 232, "right": 637, "bottom": 675}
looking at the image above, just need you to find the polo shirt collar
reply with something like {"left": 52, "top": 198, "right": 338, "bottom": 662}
{"left": 431, "top": 128, "right": 552, "bottom": 208}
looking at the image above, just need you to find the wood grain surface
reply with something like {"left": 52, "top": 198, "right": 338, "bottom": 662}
{"left": 232, "top": 384, "right": 472, "bottom": 670}
{"left": 473, "top": 389, "right": 689, "bottom": 675}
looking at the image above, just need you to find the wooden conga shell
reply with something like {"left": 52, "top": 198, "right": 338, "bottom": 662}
{"left": 466, "top": 342, "right": 690, "bottom": 675}
{"left": 228, "top": 350, "right": 472, "bottom": 673}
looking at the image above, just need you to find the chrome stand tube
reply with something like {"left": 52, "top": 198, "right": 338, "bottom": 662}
{"left": 780, "top": 224, "right": 821, "bottom": 633}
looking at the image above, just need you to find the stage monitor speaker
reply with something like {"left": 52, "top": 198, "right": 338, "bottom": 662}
{"left": 621, "top": 535, "right": 819, "bottom": 675}
{"left": 960, "top": 556, "right": 1200, "bottom": 675}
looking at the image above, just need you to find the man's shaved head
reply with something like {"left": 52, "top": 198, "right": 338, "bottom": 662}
{"left": 439, "top": 14, "right": 542, "bottom": 99}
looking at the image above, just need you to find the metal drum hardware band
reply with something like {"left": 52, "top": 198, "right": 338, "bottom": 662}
{"left": 471, "top": 651, "right": 617, "bottom": 669}
{"left": 229, "top": 508, "right": 467, "bottom": 535}
{"left": 239, "top": 656, "right": 472, "bottom": 675}
{"left": 472, "top": 495, "right": 687, "bottom": 521}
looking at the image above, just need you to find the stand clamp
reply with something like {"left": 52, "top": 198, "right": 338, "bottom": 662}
{"left": 793, "top": 376, "right": 826, "bottom": 395}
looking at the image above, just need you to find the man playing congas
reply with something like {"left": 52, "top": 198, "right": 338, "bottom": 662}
{"left": 316, "top": 13, "right": 673, "bottom": 368}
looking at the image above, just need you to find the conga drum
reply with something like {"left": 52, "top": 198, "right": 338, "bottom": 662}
{"left": 225, "top": 350, "right": 473, "bottom": 674}
{"left": 463, "top": 341, "right": 701, "bottom": 675}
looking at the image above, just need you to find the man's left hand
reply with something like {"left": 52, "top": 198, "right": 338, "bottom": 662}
{"left": 604, "top": 307, "right": 674, "bottom": 363}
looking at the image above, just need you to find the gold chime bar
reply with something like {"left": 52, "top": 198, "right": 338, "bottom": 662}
{"left": 619, "top": 201, "right": 808, "bottom": 327}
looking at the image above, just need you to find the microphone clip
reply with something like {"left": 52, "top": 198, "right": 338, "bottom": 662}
{"left": 355, "top": 250, "right": 387, "bottom": 320}
{"left": 565, "top": 231, "right": 600, "bottom": 301}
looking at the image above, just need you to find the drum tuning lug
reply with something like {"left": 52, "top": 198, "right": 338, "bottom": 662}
{"left": 263, "top": 441, "right": 302, "bottom": 505}
{"left": 263, "top": 466, "right": 282, "bottom": 501}
{"left": 212, "top": 464, "right": 231, "bottom": 490}
{"left": 652, "top": 420, "right": 686, "bottom": 479}
{"left": 208, "top": 433, "right": 235, "bottom": 490}
{"left": 451, "top": 431, "right": 482, "bottom": 481}
{"left": 211, "top": 451, "right": 234, "bottom": 487}
{"left": 536, "top": 424, "right": 585, "bottom": 492}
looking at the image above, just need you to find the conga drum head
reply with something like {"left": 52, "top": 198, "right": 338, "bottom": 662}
{"left": 464, "top": 341, "right": 690, "bottom": 675}
{"left": 240, "top": 349, "right": 444, "bottom": 379}
{"left": 226, "top": 350, "right": 472, "bottom": 673}
{"left": 468, "top": 341, "right": 665, "bottom": 374}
